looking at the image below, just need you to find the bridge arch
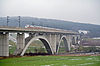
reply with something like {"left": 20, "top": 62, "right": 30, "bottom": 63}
{"left": 57, "top": 35, "right": 70, "bottom": 54}
{"left": 21, "top": 36, "right": 53, "bottom": 56}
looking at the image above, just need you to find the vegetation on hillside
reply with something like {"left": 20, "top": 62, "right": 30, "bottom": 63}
{"left": 0, "top": 17, "right": 100, "bottom": 37}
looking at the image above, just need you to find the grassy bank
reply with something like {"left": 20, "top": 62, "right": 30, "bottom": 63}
{"left": 0, "top": 56, "right": 100, "bottom": 66}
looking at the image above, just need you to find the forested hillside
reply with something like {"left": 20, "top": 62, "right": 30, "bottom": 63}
{"left": 0, "top": 17, "right": 100, "bottom": 37}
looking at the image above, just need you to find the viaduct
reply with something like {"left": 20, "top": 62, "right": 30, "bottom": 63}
{"left": 0, "top": 26, "right": 80, "bottom": 56}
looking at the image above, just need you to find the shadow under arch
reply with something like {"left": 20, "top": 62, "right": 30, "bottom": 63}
{"left": 57, "top": 35, "right": 70, "bottom": 54}
{"left": 21, "top": 36, "right": 53, "bottom": 56}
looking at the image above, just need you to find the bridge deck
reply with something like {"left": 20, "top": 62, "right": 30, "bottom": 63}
{"left": 0, "top": 26, "right": 78, "bottom": 35}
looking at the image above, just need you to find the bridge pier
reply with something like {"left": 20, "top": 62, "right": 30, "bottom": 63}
{"left": 72, "top": 35, "right": 79, "bottom": 45}
{"left": 49, "top": 34, "right": 57, "bottom": 54}
{"left": 0, "top": 32, "right": 9, "bottom": 56}
{"left": 66, "top": 35, "right": 72, "bottom": 52}
{"left": 45, "top": 34, "right": 61, "bottom": 54}
{"left": 56, "top": 34, "right": 61, "bottom": 53}
{"left": 14, "top": 33, "right": 25, "bottom": 55}
{"left": 17, "top": 33, "right": 25, "bottom": 50}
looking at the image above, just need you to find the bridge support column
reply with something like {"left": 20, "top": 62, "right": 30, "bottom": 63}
{"left": 66, "top": 36, "right": 72, "bottom": 52}
{"left": 72, "top": 35, "right": 79, "bottom": 45}
{"left": 56, "top": 34, "right": 60, "bottom": 53}
{"left": 0, "top": 32, "right": 9, "bottom": 56}
{"left": 14, "top": 33, "right": 25, "bottom": 55}
{"left": 45, "top": 34, "right": 61, "bottom": 54}
{"left": 49, "top": 34, "right": 57, "bottom": 54}
{"left": 74, "top": 36, "right": 77, "bottom": 44}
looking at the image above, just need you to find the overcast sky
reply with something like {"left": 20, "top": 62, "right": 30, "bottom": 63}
{"left": 0, "top": 0, "right": 100, "bottom": 25}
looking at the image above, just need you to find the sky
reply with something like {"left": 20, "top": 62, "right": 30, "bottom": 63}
{"left": 0, "top": 0, "right": 100, "bottom": 25}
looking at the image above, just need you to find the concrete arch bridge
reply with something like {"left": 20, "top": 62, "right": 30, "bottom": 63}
{"left": 0, "top": 26, "right": 80, "bottom": 56}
